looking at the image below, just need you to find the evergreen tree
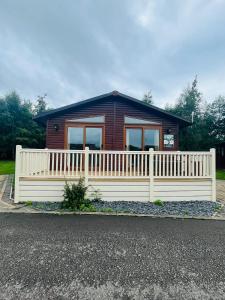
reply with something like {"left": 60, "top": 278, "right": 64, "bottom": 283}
{"left": 143, "top": 91, "right": 153, "bottom": 105}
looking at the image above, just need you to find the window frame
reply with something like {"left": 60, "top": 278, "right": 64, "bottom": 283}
{"left": 65, "top": 122, "right": 105, "bottom": 150}
{"left": 124, "top": 125, "right": 163, "bottom": 151}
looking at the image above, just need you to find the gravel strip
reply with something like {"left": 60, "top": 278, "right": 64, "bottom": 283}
{"left": 30, "top": 201, "right": 221, "bottom": 217}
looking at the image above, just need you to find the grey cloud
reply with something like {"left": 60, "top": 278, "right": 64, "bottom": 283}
{"left": 0, "top": 0, "right": 225, "bottom": 107}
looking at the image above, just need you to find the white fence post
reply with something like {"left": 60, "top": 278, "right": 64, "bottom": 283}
{"left": 210, "top": 148, "right": 216, "bottom": 201}
{"left": 14, "top": 145, "right": 22, "bottom": 203}
{"left": 149, "top": 148, "right": 154, "bottom": 202}
{"left": 84, "top": 147, "right": 89, "bottom": 186}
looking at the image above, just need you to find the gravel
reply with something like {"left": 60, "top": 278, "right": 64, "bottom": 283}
{"left": 30, "top": 200, "right": 221, "bottom": 217}
{"left": 93, "top": 201, "right": 220, "bottom": 217}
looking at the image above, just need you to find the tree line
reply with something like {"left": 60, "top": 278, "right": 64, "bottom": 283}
{"left": 0, "top": 78, "right": 225, "bottom": 159}
{"left": 0, "top": 92, "right": 47, "bottom": 159}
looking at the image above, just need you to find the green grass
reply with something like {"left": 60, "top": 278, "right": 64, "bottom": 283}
{"left": 0, "top": 160, "right": 15, "bottom": 175}
{"left": 216, "top": 170, "right": 225, "bottom": 180}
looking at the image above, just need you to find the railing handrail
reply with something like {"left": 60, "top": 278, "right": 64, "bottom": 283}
{"left": 21, "top": 148, "right": 212, "bottom": 155}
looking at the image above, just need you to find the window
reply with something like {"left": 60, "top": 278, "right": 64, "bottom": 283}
{"left": 66, "top": 116, "right": 105, "bottom": 123}
{"left": 125, "top": 116, "right": 160, "bottom": 125}
{"left": 126, "top": 128, "right": 142, "bottom": 151}
{"left": 68, "top": 127, "right": 83, "bottom": 150}
{"left": 125, "top": 127, "right": 160, "bottom": 151}
{"left": 67, "top": 126, "right": 103, "bottom": 150}
{"left": 144, "top": 129, "right": 159, "bottom": 150}
{"left": 86, "top": 127, "right": 102, "bottom": 150}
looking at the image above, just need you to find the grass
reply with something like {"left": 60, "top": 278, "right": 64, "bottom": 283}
{"left": 216, "top": 170, "right": 225, "bottom": 180}
{"left": 0, "top": 160, "right": 15, "bottom": 175}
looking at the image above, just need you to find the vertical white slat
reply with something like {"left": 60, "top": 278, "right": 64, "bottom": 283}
{"left": 75, "top": 153, "right": 77, "bottom": 176}
{"left": 99, "top": 152, "right": 102, "bottom": 176}
{"left": 90, "top": 153, "right": 93, "bottom": 177}
{"left": 129, "top": 154, "right": 132, "bottom": 176}
{"left": 155, "top": 154, "right": 158, "bottom": 177}
{"left": 84, "top": 147, "right": 89, "bottom": 186}
{"left": 71, "top": 153, "right": 75, "bottom": 176}
{"left": 184, "top": 154, "right": 187, "bottom": 177}
{"left": 122, "top": 154, "right": 124, "bottom": 176}
{"left": 159, "top": 154, "right": 161, "bottom": 177}
{"left": 146, "top": 154, "right": 149, "bottom": 176}
{"left": 63, "top": 152, "right": 66, "bottom": 175}
{"left": 162, "top": 154, "right": 165, "bottom": 176}
{"left": 134, "top": 154, "right": 136, "bottom": 176}
{"left": 196, "top": 155, "right": 199, "bottom": 177}
{"left": 56, "top": 153, "right": 59, "bottom": 176}
{"left": 114, "top": 153, "right": 117, "bottom": 177}
{"left": 80, "top": 152, "right": 83, "bottom": 175}
{"left": 118, "top": 153, "right": 121, "bottom": 177}
{"left": 107, "top": 153, "right": 109, "bottom": 176}
{"left": 52, "top": 152, "right": 55, "bottom": 176}
{"left": 141, "top": 153, "right": 144, "bottom": 177}
{"left": 149, "top": 148, "right": 154, "bottom": 202}
{"left": 126, "top": 154, "right": 128, "bottom": 176}
{"left": 169, "top": 154, "right": 172, "bottom": 176}
{"left": 103, "top": 153, "right": 105, "bottom": 177}
{"left": 199, "top": 155, "right": 202, "bottom": 177}
{"left": 111, "top": 154, "right": 113, "bottom": 176}
{"left": 95, "top": 153, "right": 97, "bottom": 177}
{"left": 203, "top": 154, "right": 206, "bottom": 177}
{"left": 174, "top": 154, "right": 177, "bottom": 176}
{"left": 137, "top": 154, "right": 140, "bottom": 176}
{"left": 59, "top": 152, "right": 62, "bottom": 177}
{"left": 68, "top": 152, "right": 71, "bottom": 176}
{"left": 14, "top": 145, "right": 22, "bottom": 203}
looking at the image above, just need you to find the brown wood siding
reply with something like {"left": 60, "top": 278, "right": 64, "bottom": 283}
{"left": 46, "top": 95, "right": 179, "bottom": 150}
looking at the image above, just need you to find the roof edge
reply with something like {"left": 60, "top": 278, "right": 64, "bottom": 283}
{"left": 34, "top": 91, "right": 191, "bottom": 127}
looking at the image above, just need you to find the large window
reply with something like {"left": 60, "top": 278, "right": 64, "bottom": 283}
{"left": 67, "top": 126, "right": 103, "bottom": 150}
{"left": 125, "top": 127, "right": 160, "bottom": 151}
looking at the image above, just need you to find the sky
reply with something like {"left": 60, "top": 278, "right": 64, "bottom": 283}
{"left": 0, "top": 0, "right": 225, "bottom": 108}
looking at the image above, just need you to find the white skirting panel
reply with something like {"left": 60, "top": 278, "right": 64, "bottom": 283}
{"left": 18, "top": 178, "right": 213, "bottom": 203}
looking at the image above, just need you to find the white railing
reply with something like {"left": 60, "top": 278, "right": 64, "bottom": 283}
{"left": 14, "top": 146, "right": 216, "bottom": 203}
{"left": 15, "top": 146, "right": 215, "bottom": 179}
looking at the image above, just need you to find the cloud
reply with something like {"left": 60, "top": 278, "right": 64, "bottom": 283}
{"left": 0, "top": 0, "right": 225, "bottom": 108}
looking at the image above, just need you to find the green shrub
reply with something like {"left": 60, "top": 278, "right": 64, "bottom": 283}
{"left": 153, "top": 199, "right": 164, "bottom": 207}
{"left": 80, "top": 203, "right": 96, "bottom": 212}
{"left": 62, "top": 178, "right": 89, "bottom": 210}
{"left": 25, "top": 201, "right": 33, "bottom": 207}
{"left": 100, "top": 207, "right": 114, "bottom": 213}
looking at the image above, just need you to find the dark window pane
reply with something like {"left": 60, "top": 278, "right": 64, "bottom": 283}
{"left": 126, "top": 129, "right": 142, "bottom": 151}
{"left": 144, "top": 129, "right": 159, "bottom": 150}
{"left": 86, "top": 127, "right": 102, "bottom": 150}
{"left": 68, "top": 127, "right": 83, "bottom": 150}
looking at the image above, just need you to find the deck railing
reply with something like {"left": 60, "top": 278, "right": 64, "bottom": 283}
{"left": 14, "top": 146, "right": 216, "bottom": 203}
{"left": 15, "top": 145, "right": 215, "bottom": 179}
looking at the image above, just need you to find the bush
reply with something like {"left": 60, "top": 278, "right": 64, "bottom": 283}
{"left": 153, "top": 199, "right": 164, "bottom": 207}
{"left": 62, "top": 178, "right": 89, "bottom": 210}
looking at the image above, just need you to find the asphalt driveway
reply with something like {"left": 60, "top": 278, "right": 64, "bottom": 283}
{"left": 1, "top": 214, "right": 225, "bottom": 299}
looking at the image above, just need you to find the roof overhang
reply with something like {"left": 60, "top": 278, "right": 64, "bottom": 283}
{"left": 34, "top": 91, "right": 191, "bottom": 128}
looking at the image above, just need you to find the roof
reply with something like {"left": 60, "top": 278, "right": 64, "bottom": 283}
{"left": 34, "top": 90, "right": 191, "bottom": 127}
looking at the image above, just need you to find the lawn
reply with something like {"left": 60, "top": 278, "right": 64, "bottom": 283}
{"left": 216, "top": 170, "right": 225, "bottom": 180}
{"left": 0, "top": 160, "right": 15, "bottom": 175}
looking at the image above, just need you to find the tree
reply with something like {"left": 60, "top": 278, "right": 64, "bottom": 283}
{"left": 165, "top": 77, "right": 211, "bottom": 150}
{"left": 205, "top": 96, "right": 225, "bottom": 141}
{"left": 0, "top": 92, "right": 46, "bottom": 159}
{"left": 33, "top": 94, "right": 48, "bottom": 115}
{"left": 143, "top": 91, "right": 153, "bottom": 105}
